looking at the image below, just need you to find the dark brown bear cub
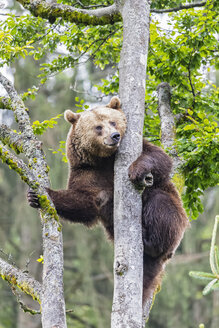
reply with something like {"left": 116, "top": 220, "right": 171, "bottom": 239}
{"left": 28, "top": 96, "right": 188, "bottom": 304}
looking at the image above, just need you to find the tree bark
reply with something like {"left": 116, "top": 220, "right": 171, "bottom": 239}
{"left": 0, "top": 257, "right": 42, "bottom": 302}
{"left": 157, "top": 82, "right": 183, "bottom": 177}
{"left": 0, "top": 73, "right": 67, "bottom": 328}
{"left": 16, "top": 0, "right": 120, "bottom": 25}
{"left": 111, "top": 1, "right": 151, "bottom": 327}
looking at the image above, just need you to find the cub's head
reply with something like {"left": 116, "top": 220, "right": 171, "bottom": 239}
{"left": 64, "top": 97, "right": 127, "bottom": 161}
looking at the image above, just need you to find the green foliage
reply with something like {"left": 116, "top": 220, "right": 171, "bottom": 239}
{"left": 145, "top": 0, "right": 219, "bottom": 219}
{"left": 0, "top": 28, "right": 34, "bottom": 64}
{"left": 75, "top": 96, "right": 90, "bottom": 111}
{"left": 50, "top": 140, "right": 67, "bottom": 163}
{"left": 189, "top": 215, "right": 219, "bottom": 295}
{"left": 32, "top": 114, "right": 63, "bottom": 135}
{"left": 22, "top": 86, "right": 39, "bottom": 101}
{"left": 177, "top": 102, "right": 219, "bottom": 219}
{"left": 95, "top": 72, "right": 119, "bottom": 96}
{"left": 1, "top": 1, "right": 218, "bottom": 221}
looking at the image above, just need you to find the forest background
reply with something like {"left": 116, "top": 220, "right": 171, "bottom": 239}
{"left": 0, "top": 0, "right": 218, "bottom": 327}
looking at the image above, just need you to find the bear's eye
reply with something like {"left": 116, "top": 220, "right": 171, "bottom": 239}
{"left": 96, "top": 126, "right": 102, "bottom": 131}
{"left": 110, "top": 121, "right": 116, "bottom": 127}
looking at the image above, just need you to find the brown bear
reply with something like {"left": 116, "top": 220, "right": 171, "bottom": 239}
{"left": 28, "top": 96, "right": 188, "bottom": 304}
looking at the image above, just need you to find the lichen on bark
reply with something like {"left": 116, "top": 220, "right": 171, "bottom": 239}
{"left": 16, "top": 0, "right": 121, "bottom": 25}
{"left": 0, "top": 72, "right": 66, "bottom": 327}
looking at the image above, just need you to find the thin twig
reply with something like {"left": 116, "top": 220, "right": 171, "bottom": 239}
{"left": 73, "top": 0, "right": 109, "bottom": 9}
{"left": 0, "top": 257, "right": 42, "bottom": 303}
{"left": 10, "top": 285, "right": 40, "bottom": 315}
{"left": 151, "top": 1, "right": 207, "bottom": 14}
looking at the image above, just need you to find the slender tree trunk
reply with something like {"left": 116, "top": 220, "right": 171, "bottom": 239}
{"left": 111, "top": 1, "right": 151, "bottom": 327}
{"left": 0, "top": 73, "right": 67, "bottom": 328}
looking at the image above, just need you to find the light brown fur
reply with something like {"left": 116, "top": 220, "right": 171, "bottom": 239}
{"left": 65, "top": 99, "right": 127, "bottom": 166}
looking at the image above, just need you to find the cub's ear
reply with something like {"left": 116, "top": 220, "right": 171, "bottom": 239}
{"left": 64, "top": 110, "right": 81, "bottom": 124}
{"left": 107, "top": 96, "right": 121, "bottom": 110}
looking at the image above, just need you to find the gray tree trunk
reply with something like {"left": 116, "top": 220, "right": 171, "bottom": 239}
{"left": 0, "top": 73, "right": 67, "bottom": 328}
{"left": 111, "top": 1, "right": 151, "bottom": 327}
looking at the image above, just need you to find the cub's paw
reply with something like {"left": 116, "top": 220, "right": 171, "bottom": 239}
{"left": 27, "top": 189, "right": 40, "bottom": 208}
{"left": 128, "top": 163, "right": 153, "bottom": 189}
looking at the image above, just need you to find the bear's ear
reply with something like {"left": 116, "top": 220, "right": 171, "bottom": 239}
{"left": 64, "top": 110, "right": 81, "bottom": 124}
{"left": 107, "top": 96, "right": 121, "bottom": 110}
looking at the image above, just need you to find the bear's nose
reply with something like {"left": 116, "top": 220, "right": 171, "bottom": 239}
{"left": 110, "top": 132, "right": 120, "bottom": 143}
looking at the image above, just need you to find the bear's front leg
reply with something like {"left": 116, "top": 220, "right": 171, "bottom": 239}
{"left": 27, "top": 187, "right": 99, "bottom": 226}
{"left": 128, "top": 159, "right": 153, "bottom": 189}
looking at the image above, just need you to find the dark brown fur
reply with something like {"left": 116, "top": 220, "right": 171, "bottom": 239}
{"left": 28, "top": 97, "right": 188, "bottom": 304}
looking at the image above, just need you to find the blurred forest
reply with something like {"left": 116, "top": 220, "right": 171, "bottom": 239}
{"left": 0, "top": 0, "right": 219, "bottom": 327}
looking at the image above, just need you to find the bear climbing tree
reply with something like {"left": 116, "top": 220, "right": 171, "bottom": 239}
{"left": 27, "top": 96, "right": 188, "bottom": 312}
{"left": 1, "top": 1, "right": 218, "bottom": 328}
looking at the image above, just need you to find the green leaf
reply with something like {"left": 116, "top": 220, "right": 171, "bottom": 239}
{"left": 202, "top": 278, "right": 218, "bottom": 295}
{"left": 197, "top": 112, "right": 205, "bottom": 120}
{"left": 212, "top": 282, "right": 219, "bottom": 291}
{"left": 189, "top": 271, "right": 216, "bottom": 281}
{"left": 183, "top": 124, "right": 196, "bottom": 131}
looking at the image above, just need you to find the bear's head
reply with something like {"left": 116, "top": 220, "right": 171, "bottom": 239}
{"left": 64, "top": 97, "right": 127, "bottom": 164}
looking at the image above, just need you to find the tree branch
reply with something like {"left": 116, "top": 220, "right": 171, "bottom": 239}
{"left": 0, "top": 257, "right": 42, "bottom": 303}
{"left": 72, "top": 0, "right": 109, "bottom": 9}
{"left": 10, "top": 284, "right": 41, "bottom": 315}
{"left": 0, "top": 96, "right": 13, "bottom": 110}
{"left": 0, "top": 73, "right": 67, "bottom": 327}
{"left": 16, "top": 0, "right": 121, "bottom": 25}
{"left": 0, "top": 73, "right": 35, "bottom": 135}
{"left": 157, "top": 82, "right": 182, "bottom": 173}
{"left": 0, "top": 72, "right": 49, "bottom": 182}
{"left": 151, "top": 1, "right": 207, "bottom": 14}
{"left": 0, "top": 142, "right": 39, "bottom": 187}
{"left": 0, "top": 124, "right": 25, "bottom": 153}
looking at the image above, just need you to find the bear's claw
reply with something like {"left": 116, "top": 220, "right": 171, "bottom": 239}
{"left": 128, "top": 163, "right": 153, "bottom": 189}
{"left": 27, "top": 189, "right": 40, "bottom": 208}
{"left": 144, "top": 172, "right": 153, "bottom": 187}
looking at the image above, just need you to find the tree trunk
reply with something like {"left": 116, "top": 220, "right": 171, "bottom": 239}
{"left": 111, "top": 1, "right": 151, "bottom": 327}
{"left": 0, "top": 73, "right": 67, "bottom": 328}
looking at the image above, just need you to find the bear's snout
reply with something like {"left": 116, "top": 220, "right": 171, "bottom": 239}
{"left": 110, "top": 132, "right": 120, "bottom": 144}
